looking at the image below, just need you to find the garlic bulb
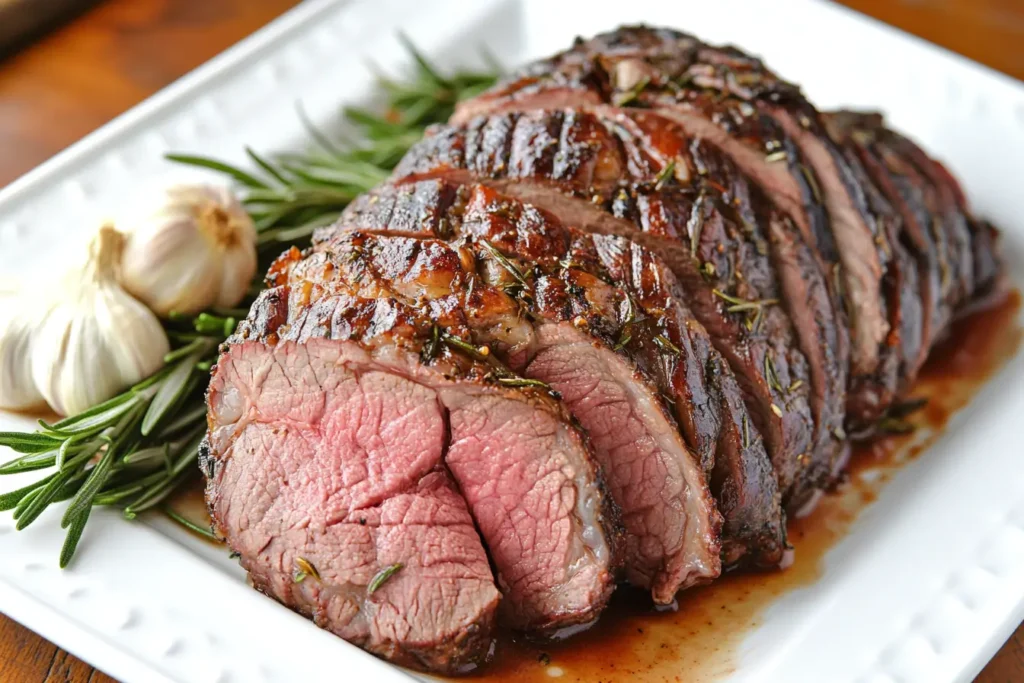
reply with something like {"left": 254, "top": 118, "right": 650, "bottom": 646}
{"left": 31, "top": 226, "right": 170, "bottom": 416}
{"left": 0, "top": 290, "right": 46, "bottom": 411}
{"left": 120, "top": 184, "right": 257, "bottom": 316}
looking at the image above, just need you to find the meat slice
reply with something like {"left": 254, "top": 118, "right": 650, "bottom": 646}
{"left": 825, "top": 112, "right": 927, "bottom": 408}
{"left": 334, "top": 180, "right": 756, "bottom": 595}
{"left": 206, "top": 263, "right": 619, "bottom": 640}
{"left": 394, "top": 111, "right": 843, "bottom": 512}
{"left": 452, "top": 25, "right": 900, "bottom": 425}
{"left": 205, "top": 340, "right": 500, "bottom": 674}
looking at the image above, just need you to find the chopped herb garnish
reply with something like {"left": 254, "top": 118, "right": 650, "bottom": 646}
{"left": 701, "top": 261, "right": 716, "bottom": 277}
{"left": 481, "top": 240, "right": 529, "bottom": 288}
{"left": 613, "top": 76, "right": 650, "bottom": 106}
{"left": 654, "top": 160, "right": 677, "bottom": 190}
{"left": 163, "top": 507, "right": 218, "bottom": 542}
{"left": 788, "top": 379, "right": 804, "bottom": 393}
{"left": 799, "top": 164, "right": 822, "bottom": 204}
{"left": 742, "top": 414, "right": 750, "bottom": 449}
{"left": 368, "top": 563, "right": 404, "bottom": 594}
{"left": 833, "top": 425, "right": 847, "bottom": 441}
{"left": 653, "top": 335, "right": 682, "bottom": 355}
{"left": 886, "top": 397, "right": 928, "bottom": 419}
{"left": 764, "top": 150, "right": 789, "bottom": 164}
{"left": 764, "top": 354, "right": 783, "bottom": 393}
{"left": 878, "top": 417, "right": 915, "bottom": 435}
{"left": 614, "top": 330, "right": 632, "bottom": 351}
{"left": 496, "top": 377, "right": 553, "bottom": 391}
{"left": 295, "top": 556, "right": 321, "bottom": 583}
{"left": 711, "top": 289, "right": 779, "bottom": 314}
{"left": 441, "top": 332, "right": 491, "bottom": 361}
{"left": 770, "top": 403, "right": 784, "bottom": 418}
{"left": 421, "top": 325, "right": 443, "bottom": 362}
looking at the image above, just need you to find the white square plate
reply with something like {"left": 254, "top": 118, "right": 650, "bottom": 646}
{"left": 1, "top": 1, "right": 1022, "bottom": 681}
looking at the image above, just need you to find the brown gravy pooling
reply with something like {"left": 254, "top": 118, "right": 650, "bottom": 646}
{"left": 165, "top": 291, "right": 1022, "bottom": 683}
{"left": 458, "top": 289, "right": 1022, "bottom": 683}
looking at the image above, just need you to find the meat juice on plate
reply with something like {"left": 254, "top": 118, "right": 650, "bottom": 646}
{"left": 458, "top": 289, "right": 1023, "bottom": 683}
{"left": 164, "top": 290, "right": 1021, "bottom": 682}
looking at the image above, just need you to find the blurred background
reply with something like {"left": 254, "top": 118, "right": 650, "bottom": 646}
{"left": 0, "top": 0, "right": 1021, "bottom": 681}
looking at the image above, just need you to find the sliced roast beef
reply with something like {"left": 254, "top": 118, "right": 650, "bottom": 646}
{"left": 394, "top": 110, "right": 847, "bottom": 512}
{"left": 204, "top": 24, "right": 1005, "bottom": 676}
{"left": 825, "top": 112, "right": 926, "bottom": 407}
{"left": 452, "top": 25, "right": 903, "bottom": 426}
{"left": 205, "top": 338, "right": 501, "bottom": 674}
{"left": 333, "top": 179, "right": 769, "bottom": 593}
{"left": 207, "top": 259, "right": 619, "bottom": 641}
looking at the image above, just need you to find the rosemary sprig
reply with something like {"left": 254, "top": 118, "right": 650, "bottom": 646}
{"left": 1, "top": 45, "right": 500, "bottom": 567}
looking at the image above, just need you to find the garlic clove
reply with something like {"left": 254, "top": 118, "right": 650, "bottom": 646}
{"left": 31, "top": 226, "right": 170, "bottom": 416}
{"left": 0, "top": 291, "right": 47, "bottom": 411}
{"left": 120, "top": 184, "right": 257, "bottom": 317}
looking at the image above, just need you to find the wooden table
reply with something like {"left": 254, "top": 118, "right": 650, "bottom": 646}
{"left": 0, "top": 0, "right": 1021, "bottom": 680}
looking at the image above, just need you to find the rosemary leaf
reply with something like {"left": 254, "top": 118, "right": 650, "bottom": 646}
{"left": 154, "top": 404, "right": 208, "bottom": 441}
{"left": 16, "top": 469, "right": 76, "bottom": 531}
{"left": 296, "top": 102, "right": 348, "bottom": 158}
{"left": 163, "top": 338, "right": 208, "bottom": 364}
{"left": 398, "top": 33, "right": 451, "bottom": 88}
{"left": 886, "top": 397, "right": 928, "bottom": 419}
{"left": 613, "top": 76, "right": 650, "bottom": 107}
{"left": 764, "top": 353, "right": 783, "bottom": 393}
{"left": 142, "top": 351, "right": 203, "bottom": 437}
{"left": 441, "top": 332, "right": 491, "bottom": 362}
{"left": 878, "top": 417, "right": 915, "bottom": 435}
{"left": 0, "top": 474, "right": 57, "bottom": 512}
{"left": 368, "top": 563, "right": 404, "bottom": 593}
{"left": 61, "top": 402, "right": 146, "bottom": 527}
{"left": 296, "top": 556, "right": 322, "bottom": 583}
{"left": 165, "top": 154, "right": 270, "bottom": 189}
{"left": 0, "top": 432, "right": 62, "bottom": 454}
{"left": 245, "top": 147, "right": 289, "bottom": 186}
{"left": 481, "top": 240, "right": 528, "bottom": 287}
{"left": 122, "top": 445, "right": 173, "bottom": 472}
{"left": 653, "top": 160, "right": 676, "bottom": 191}
{"left": 496, "top": 377, "right": 553, "bottom": 391}
{"left": 163, "top": 507, "right": 218, "bottom": 541}
{"left": 653, "top": 335, "right": 682, "bottom": 355}
{"left": 59, "top": 507, "right": 91, "bottom": 569}
{"left": 42, "top": 393, "right": 144, "bottom": 438}
{"left": 0, "top": 448, "right": 60, "bottom": 475}
{"left": 56, "top": 436, "right": 79, "bottom": 471}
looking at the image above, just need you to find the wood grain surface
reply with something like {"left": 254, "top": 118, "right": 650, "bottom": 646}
{"left": 0, "top": 0, "right": 1020, "bottom": 681}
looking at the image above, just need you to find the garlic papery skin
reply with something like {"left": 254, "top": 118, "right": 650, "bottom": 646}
{"left": 31, "top": 226, "right": 171, "bottom": 416}
{"left": 0, "top": 291, "right": 47, "bottom": 411}
{"left": 120, "top": 184, "right": 257, "bottom": 317}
